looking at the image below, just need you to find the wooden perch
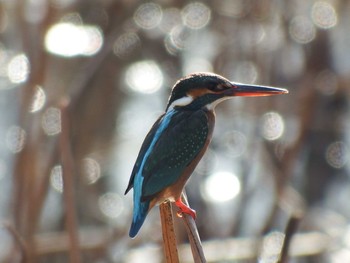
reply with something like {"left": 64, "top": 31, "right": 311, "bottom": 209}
{"left": 159, "top": 201, "right": 180, "bottom": 263}
{"left": 159, "top": 192, "right": 206, "bottom": 263}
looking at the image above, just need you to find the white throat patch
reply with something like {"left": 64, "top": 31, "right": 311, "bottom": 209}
{"left": 167, "top": 96, "right": 193, "bottom": 112}
{"left": 206, "top": 96, "right": 230, "bottom": 110}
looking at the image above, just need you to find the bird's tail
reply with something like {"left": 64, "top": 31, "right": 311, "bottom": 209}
{"left": 129, "top": 200, "right": 150, "bottom": 238}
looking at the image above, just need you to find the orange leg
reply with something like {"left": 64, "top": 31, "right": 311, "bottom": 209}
{"left": 174, "top": 198, "right": 196, "bottom": 219}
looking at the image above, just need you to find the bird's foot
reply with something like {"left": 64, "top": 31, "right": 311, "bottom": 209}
{"left": 174, "top": 199, "right": 196, "bottom": 220}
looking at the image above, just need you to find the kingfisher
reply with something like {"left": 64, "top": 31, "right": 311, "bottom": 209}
{"left": 125, "top": 72, "right": 288, "bottom": 238}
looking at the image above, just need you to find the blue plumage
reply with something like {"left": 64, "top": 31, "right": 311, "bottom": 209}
{"left": 128, "top": 110, "right": 176, "bottom": 237}
{"left": 129, "top": 198, "right": 149, "bottom": 238}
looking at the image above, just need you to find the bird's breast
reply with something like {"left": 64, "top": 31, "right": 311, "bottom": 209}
{"left": 148, "top": 109, "right": 215, "bottom": 207}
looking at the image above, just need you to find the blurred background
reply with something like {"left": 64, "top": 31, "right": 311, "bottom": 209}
{"left": 0, "top": 0, "right": 350, "bottom": 262}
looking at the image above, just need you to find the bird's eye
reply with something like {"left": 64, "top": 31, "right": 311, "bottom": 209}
{"left": 209, "top": 83, "right": 231, "bottom": 92}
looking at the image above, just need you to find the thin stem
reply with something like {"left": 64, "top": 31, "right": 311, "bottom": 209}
{"left": 181, "top": 192, "right": 206, "bottom": 263}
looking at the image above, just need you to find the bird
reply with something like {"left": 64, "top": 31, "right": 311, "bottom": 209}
{"left": 124, "top": 72, "right": 288, "bottom": 238}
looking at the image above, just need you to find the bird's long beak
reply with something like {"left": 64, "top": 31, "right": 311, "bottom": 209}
{"left": 230, "top": 82, "right": 288, "bottom": 97}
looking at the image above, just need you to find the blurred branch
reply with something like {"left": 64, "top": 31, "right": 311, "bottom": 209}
{"left": 178, "top": 231, "right": 331, "bottom": 263}
{"left": 68, "top": 32, "right": 116, "bottom": 105}
{"left": 59, "top": 99, "right": 82, "bottom": 263}
{"left": 2, "top": 222, "right": 28, "bottom": 263}
{"left": 123, "top": 229, "right": 334, "bottom": 263}
{"left": 32, "top": 228, "right": 333, "bottom": 262}
{"left": 34, "top": 227, "right": 111, "bottom": 255}
{"left": 278, "top": 214, "right": 301, "bottom": 263}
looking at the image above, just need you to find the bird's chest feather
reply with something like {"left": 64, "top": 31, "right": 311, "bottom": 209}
{"left": 161, "top": 112, "right": 212, "bottom": 167}
{"left": 137, "top": 108, "right": 215, "bottom": 202}
{"left": 148, "top": 109, "right": 215, "bottom": 204}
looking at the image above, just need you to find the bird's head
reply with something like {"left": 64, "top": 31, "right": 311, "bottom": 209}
{"left": 166, "top": 72, "right": 288, "bottom": 111}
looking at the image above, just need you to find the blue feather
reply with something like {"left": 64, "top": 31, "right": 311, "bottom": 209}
{"left": 129, "top": 109, "right": 176, "bottom": 237}
{"left": 129, "top": 199, "right": 150, "bottom": 238}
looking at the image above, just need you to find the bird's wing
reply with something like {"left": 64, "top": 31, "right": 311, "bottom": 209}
{"left": 141, "top": 109, "right": 209, "bottom": 199}
{"left": 124, "top": 115, "right": 164, "bottom": 195}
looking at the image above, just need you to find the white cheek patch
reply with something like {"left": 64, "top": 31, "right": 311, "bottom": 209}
{"left": 167, "top": 96, "right": 193, "bottom": 111}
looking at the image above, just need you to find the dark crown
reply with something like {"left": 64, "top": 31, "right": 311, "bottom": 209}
{"left": 166, "top": 72, "right": 230, "bottom": 110}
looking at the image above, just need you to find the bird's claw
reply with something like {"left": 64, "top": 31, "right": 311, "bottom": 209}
{"left": 174, "top": 199, "right": 197, "bottom": 220}
{"left": 176, "top": 211, "right": 184, "bottom": 218}
{"left": 176, "top": 210, "right": 197, "bottom": 219}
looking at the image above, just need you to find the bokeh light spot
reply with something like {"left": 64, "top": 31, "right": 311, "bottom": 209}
{"left": 233, "top": 61, "right": 259, "bottom": 84}
{"left": 182, "top": 2, "right": 211, "bottom": 29}
{"left": 45, "top": 23, "right": 103, "bottom": 57}
{"left": 82, "top": 158, "right": 101, "bottom": 184}
{"left": 202, "top": 171, "right": 241, "bottom": 203}
{"left": 165, "top": 26, "right": 191, "bottom": 55}
{"left": 42, "top": 107, "right": 61, "bottom": 136}
{"left": 289, "top": 16, "right": 316, "bottom": 44}
{"left": 311, "top": 1, "right": 337, "bottom": 29}
{"left": 113, "top": 33, "right": 140, "bottom": 59}
{"left": 81, "top": 26, "right": 104, "bottom": 56}
{"left": 29, "top": 85, "right": 46, "bottom": 113}
{"left": 50, "top": 165, "right": 63, "bottom": 193}
{"left": 6, "top": 126, "right": 26, "bottom": 153}
{"left": 7, "top": 54, "right": 30, "bottom": 84}
{"left": 240, "top": 24, "right": 265, "bottom": 50}
{"left": 261, "top": 112, "right": 285, "bottom": 141}
{"left": 325, "top": 141, "right": 348, "bottom": 169}
{"left": 259, "top": 24, "right": 285, "bottom": 52}
{"left": 99, "top": 193, "right": 124, "bottom": 219}
{"left": 125, "top": 60, "right": 163, "bottom": 94}
{"left": 160, "top": 8, "right": 182, "bottom": 33}
{"left": 223, "top": 131, "right": 247, "bottom": 158}
{"left": 133, "top": 3, "right": 162, "bottom": 30}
